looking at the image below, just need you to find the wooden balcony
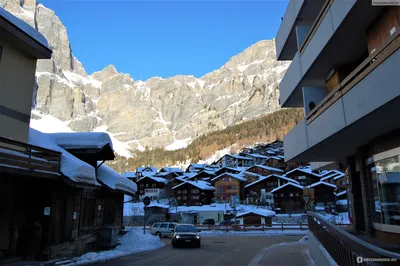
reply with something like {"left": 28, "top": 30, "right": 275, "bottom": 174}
{"left": 0, "top": 136, "right": 61, "bottom": 176}
{"left": 307, "top": 29, "right": 400, "bottom": 125}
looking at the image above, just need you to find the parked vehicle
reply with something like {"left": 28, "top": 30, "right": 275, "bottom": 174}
{"left": 171, "top": 224, "right": 201, "bottom": 248}
{"left": 219, "top": 220, "right": 232, "bottom": 225}
{"left": 150, "top": 222, "right": 177, "bottom": 237}
{"left": 202, "top": 218, "right": 215, "bottom": 225}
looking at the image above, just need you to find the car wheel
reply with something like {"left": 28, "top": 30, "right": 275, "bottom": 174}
{"left": 197, "top": 243, "right": 201, "bottom": 248}
{"left": 155, "top": 232, "right": 161, "bottom": 237}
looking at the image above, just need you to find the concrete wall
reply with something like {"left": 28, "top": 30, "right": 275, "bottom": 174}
{"left": 0, "top": 37, "right": 37, "bottom": 143}
{"left": 308, "top": 231, "right": 338, "bottom": 266}
{"left": 279, "top": 52, "right": 303, "bottom": 106}
{"left": 302, "top": 87, "right": 328, "bottom": 116}
{"left": 284, "top": 119, "right": 308, "bottom": 161}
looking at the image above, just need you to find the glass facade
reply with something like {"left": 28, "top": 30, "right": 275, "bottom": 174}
{"left": 371, "top": 153, "right": 400, "bottom": 226}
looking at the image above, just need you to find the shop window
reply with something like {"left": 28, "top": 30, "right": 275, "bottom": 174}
{"left": 372, "top": 151, "right": 400, "bottom": 226}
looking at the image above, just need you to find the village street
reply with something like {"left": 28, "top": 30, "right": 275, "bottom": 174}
{"left": 88, "top": 235, "right": 310, "bottom": 266}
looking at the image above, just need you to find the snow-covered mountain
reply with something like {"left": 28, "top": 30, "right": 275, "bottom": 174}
{"left": 1, "top": 0, "right": 290, "bottom": 157}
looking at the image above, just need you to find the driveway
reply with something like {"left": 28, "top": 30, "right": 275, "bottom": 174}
{"left": 89, "top": 235, "right": 303, "bottom": 266}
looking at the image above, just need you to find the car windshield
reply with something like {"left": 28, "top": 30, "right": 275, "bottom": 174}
{"left": 175, "top": 225, "right": 197, "bottom": 233}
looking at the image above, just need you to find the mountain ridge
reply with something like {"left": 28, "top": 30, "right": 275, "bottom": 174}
{"left": 1, "top": 0, "right": 290, "bottom": 157}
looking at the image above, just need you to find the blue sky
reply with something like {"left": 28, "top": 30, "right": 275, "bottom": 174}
{"left": 40, "top": 0, "right": 288, "bottom": 80}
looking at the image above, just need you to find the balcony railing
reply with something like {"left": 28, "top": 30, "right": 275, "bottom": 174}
{"left": 300, "top": 0, "right": 334, "bottom": 55}
{"left": 308, "top": 211, "right": 400, "bottom": 265}
{"left": 0, "top": 136, "right": 61, "bottom": 175}
{"left": 307, "top": 29, "right": 400, "bottom": 125}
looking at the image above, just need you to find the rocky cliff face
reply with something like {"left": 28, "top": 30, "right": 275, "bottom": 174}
{"left": 1, "top": 1, "right": 290, "bottom": 155}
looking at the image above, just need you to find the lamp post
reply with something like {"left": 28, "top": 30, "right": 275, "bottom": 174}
{"left": 143, "top": 196, "right": 151, "bottom": 235}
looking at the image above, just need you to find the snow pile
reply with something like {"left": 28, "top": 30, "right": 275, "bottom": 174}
{"left": 74, "top": 228, "right": 164, "bottom": 265}
{"left": 97, "top": 163, "right": 137, "bottom": 195}
{"left": 28, "top": 128, "right": 99, "bottom": 186}
{"left": 298, "top": 235, "right": 308, "bottom": 243}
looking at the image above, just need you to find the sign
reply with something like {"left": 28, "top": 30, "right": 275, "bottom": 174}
{"left": 44, "top": 207, "right": 51, "bottom": 216}
{"left": 302, "top": 195, "right": 310, "bottom": 204}
{"left": 73, "top": 212, "right": 77, "bottom": 220}
{"left": 143, "top": 196, "right": 151, "bottom": 206}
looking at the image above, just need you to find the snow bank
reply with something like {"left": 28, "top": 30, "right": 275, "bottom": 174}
{"left": 28, "top": 128, "right": 99, "bottom": 186}
{"left": 73, "top": 228, "right": 164, "bottom": 265}
{"left": 97, "top": 163, "right": 137, "bottom": 195}
{"left": 50, "top": 132, "right": 113, "bottom": 150}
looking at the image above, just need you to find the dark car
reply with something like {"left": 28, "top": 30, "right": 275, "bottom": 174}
{"left": 202, "top": 218, "right": 215, "bottom": 225}
{"left": 171, "top": 224, "right": 201, "bottom": 248}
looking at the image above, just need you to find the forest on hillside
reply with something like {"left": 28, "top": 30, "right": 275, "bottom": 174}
{"left": 107, "top": 108, "right": 303, "bottom": 172}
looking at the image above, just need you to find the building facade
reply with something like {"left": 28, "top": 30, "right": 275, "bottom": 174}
{"left": 276, "top": 0, "right": 400, "bottom": 246}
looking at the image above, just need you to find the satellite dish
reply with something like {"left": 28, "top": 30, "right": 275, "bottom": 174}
{"left": 143, "top": 196, "right": 151, "bottom": 206}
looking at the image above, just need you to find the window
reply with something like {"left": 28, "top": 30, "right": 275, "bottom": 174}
{"left": 183, "top": 196, "right": 187, "bottom": 200}
{"left": 177, "top": 196, "right": 181, "bottom": 200}
{"left": 140, "top": 184, "right": 144, "bottom": 188}
{"left": 192, "top": 196, "right": 200, "bottom": 200}
{"left": 298, "top": 176, "right": 306, "bottom": 180}
{"left": 183, "top": 190, "right": 187, "bottom": 194}
{"left": 177, "top": 190, "right": 181, "bottom": 194}
{"left": 280, "top": 193, "right": 284, "bottom": 197}
{"left": 168, "top": 223, "right": 175, "bottom": 229}
{"left": 228, "top": 177, "right": 232, "bottom": 181}
{"left": 159, "top": 223, "right": 168, "bottom": 228}
{"left": 231, "top": 185, "right": 237, "bottom": 190}
{"left": 290, "top": 193, "right": 294, "bottom": 197}
{"left": 140, "top": 190, "right": 144, "bottom": 194}
{"left": 152, "top": 184, "right": 157, "bottom": 188}
{"left": 153, "top": 223, "right": 160, "bottom": 228}
{"left": 372, "top": 152, "right": 400, "bottom": 226}
{"left": 146, "top": 184, "right": 149, "bottom": 187}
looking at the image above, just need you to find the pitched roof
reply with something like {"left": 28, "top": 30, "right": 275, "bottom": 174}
{"left": 237, "top": 209, "right": 275, "bottom": 218}
{"left": 160, "top": 167, "right": 184, "bottom": 173}
{"left": 49, "top": 132, "right": 113, "bottom": 150}
{"left": 284, "top": 166, "right": 320, "bottom": 177}
{"left": 247, "top": 164, "right": 284, "bottom": 173}
{"left": 137, "top": 166, "right": 157, "bottom": 173}
{"left": 244, "top": 174, "right": 299, "bottom": 188}
{"left": 242, "top": 153, "right": 270, "bottom": 159}
{"left": 335, "top": 190, "right": 347, "bottom": 197}
{"left": 122, "top": 172, "right": 136, "bottom": 178}
{"left": 320, "top": 172, "right": 341, "bottom": 182}
{"left": 218, "top": 154, "right": 254, "bottom": 161}
{"left": 138, "top": 175, "right": 168, "bottom": 184}
{"left": 271, "top": 182, "right": 304, "bottom": 193}
{"left": 97, "top": 163, "right": 137, "bottom": 195}
{"left": 211, "top": 172, "right": 246, "bottom": 182}
{"left": 172, "top": 180, "right": 215, "bottom": 191}
{"left": 307, "top": 181, "right": 337, "bottom": 189}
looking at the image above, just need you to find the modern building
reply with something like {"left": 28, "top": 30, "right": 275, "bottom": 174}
{"left": 276, "top": 0, "right": 400, "bottom": 262}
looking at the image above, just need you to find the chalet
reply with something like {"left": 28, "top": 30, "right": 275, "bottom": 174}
{"left": 172, "top": 204, "right": 233, "bottom": 224}
{"left": 305, "top": 182, "right": 337, "bottom": 208}
{"left": 240, "top": 153, "right": 270, "bottom": 165}
{"left": 172, "top": 180, "right": 215, "bottom": 206}
{"left": 214, "top": 154, "right": 255, "bottom": 168}
{"left": 211, "top": 173, "right": 246, "bottom": 202}
{"left": 214, "top": 166, "right": 247, "bottom": 176}
{"left": 236, "top": 209, "right": 275, "bottom": 225}
{"left": 284, "top": 166, "right": 321, "bottom": 186}
{"left": 271, "top": 183, "right": 304, "bottom": 213}
{"left": 153, "top": 171, "right": 179, "bottom": 181}
{"left": 262, "top": 156, "right": 285, "bottom": 169}
{"left": 136, "top": 166, "right": 157, "bottom": 180}
{"left": 185, "top": 163, "right": 206, "bottom": 173}
{"left": 159, "top": 167, "right": 184, "bottom": 175}
{"left": 245, "top": 164, "right": 284, "bottom": 177}
{"left": 122, "top": 171, "right": 136, "bottom": 181}
{"left": 244, "top": 174, "right": 299, "bottom": 205}
{"left": 240, "top": 171, "right": 261, "bottom": 184}
{"left": 136, "top": 175, "right": 168, "bottom": 200}
{"left": 186, "top": 170, "right": 216, "bottom": 181}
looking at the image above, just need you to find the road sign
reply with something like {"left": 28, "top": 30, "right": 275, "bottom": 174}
{"left": 303, "top": 195, "right": 310, "bottom": 204}
{"left": 143, "top": 196, "right": 151, "bottom": 206}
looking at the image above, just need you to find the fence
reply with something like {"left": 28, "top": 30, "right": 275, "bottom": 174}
{"left": 308, "top": 211, "right": 400, "bottom": 266}
{"left": 126, "top": 222, "right": 351, "bottom": 233}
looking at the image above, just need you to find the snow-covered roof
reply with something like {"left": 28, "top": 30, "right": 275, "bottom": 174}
{"left": 97, "top": 163, "right": 137, "bottom": 195}
{"left": 0, "top": 7, "right": 49, "bottom": 48}
{"left": 248, "top": 164, "right": 284, "bottom": 173}
{"left": 225, "top": 167, "right": 248, "bottom": 172}
{"left": 181, "top": 172, "right": 197, "bottom": 179}
{"left": 188, "top": 163, "right": 206, "bottom": 170}
{"left": 28, "top": 128, "right": 100, "bottom": 186}
{"left": 244, "top": 174, "right": 299, "bottom": 188}
{"left": 137, "top": 167, "right": 157, "bottom": 173}
{"left": 307, "top": 181, "right": 337, "bottom": 189}
{"left": 49, "top": 132, "right": 113, "bottom": 150}
{"left": 225, "top": 154, "right": 254, "bottom": 160}
{"left": 241, "top": 171, "right": 261, "bottom": 177}
{"left": 172, "top": 180, "right": 215, "bottom": 191}
{"left": 242, "top": 153, "right": 270, "bottom": 159}
{"left": 335, "top": 190, "right": 347, "bottom": 197}
{"left": 284, "top": 166, "right": 320, "bottom": 177}
{"left": 171, "top": 204, "right": 233, "bottom": 214}
{"left": 271, "top": 182, "right": 304, "bottom": 193}
{"left": 160, "top": 167, "right": 184, "bottom": 173}
{"left": 211, "top": 172, "right": 246, "bottom": 182}
{"left": 237, "top": 209, "right": 275, "bottom": 218}
{"left": 333, "top": 172, "right": 345, "bottom": 180}
{"left": 122, "top": 172, "right": 136, "bottom": 178}
{"left": 320, "top": 172, "right": 341, "bottom": 182}
{"left": 138, "top": 175, "right": 168, "bottom": 184}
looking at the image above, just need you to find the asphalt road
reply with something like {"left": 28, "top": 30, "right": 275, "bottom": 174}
{"left": 91, "top": 235, "right": 303, "bottom": 266}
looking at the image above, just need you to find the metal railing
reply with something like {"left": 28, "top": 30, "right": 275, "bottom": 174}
{"left": 0, "top": 136, "right": 61, "bottom": 175}
{"left": 308, "top": 211, "right": 400, "bottom": 266}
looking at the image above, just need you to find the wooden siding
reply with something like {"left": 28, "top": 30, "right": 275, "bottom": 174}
{"left": 174, "top": 182, "right": 214, "bottom": 206}
{"left": 136, "top": 178, "right": 165, "bottom": 196}
{"left": 215, "top": 176, "right": 244, "bottom": 201}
